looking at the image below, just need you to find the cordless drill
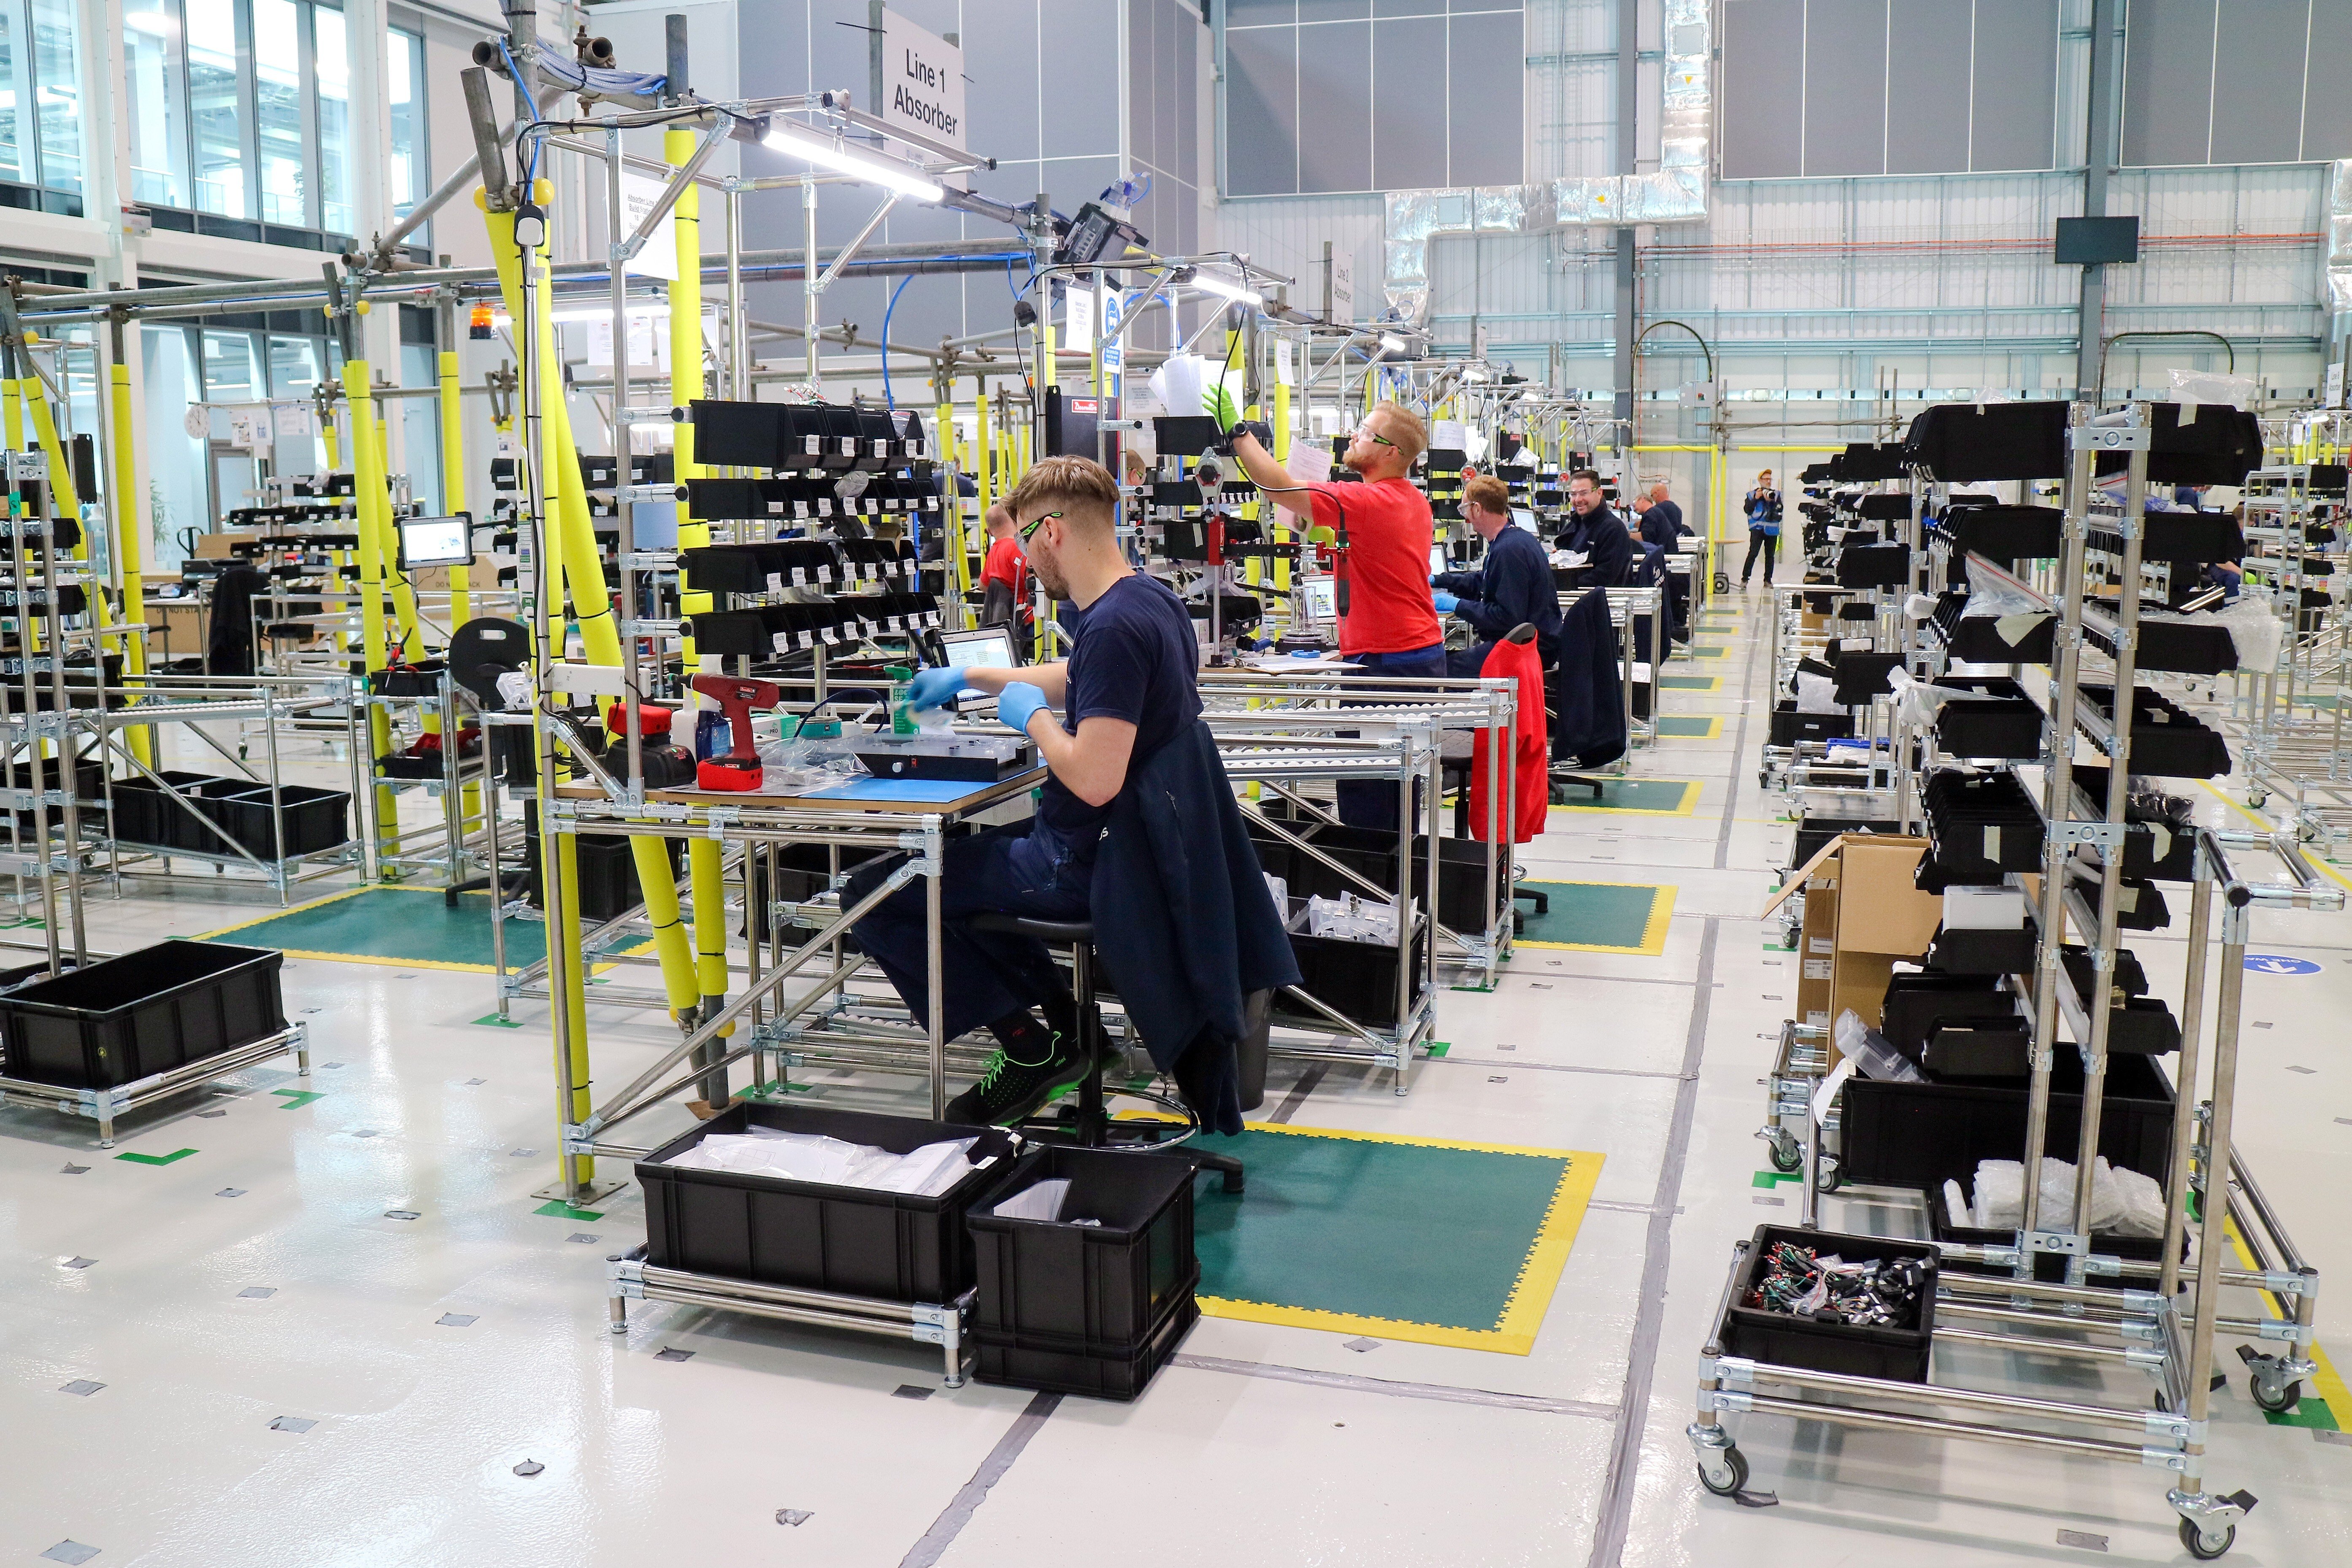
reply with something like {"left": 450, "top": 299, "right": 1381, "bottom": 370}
{"left": 687, "top": 673, "right": 780, "bottom": 792}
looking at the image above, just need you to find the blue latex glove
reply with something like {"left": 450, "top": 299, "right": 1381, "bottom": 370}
{"left": 996, "top": 681, "right": 1051, "bottom": 734}
{"left": 1432, "top": 590, "right": 1459, "bottom": 614}
{"left": 905, "top": 666, "right": 967, "bottom": 710}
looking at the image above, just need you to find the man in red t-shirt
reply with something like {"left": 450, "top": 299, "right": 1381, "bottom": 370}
{"left": 978, "top": 502, "right": 1027, "bottom": 625}
{"left": 1230, "top": 401, "right": 1442, "bottom": 826}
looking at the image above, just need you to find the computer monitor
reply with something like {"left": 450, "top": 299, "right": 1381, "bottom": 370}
{"left": 1298, "top": 577, "right": 1337, "bottom": 622}
{"left": 1429, "top": 544, "right": 1449, "bottom": 575}
{"left": 938, "top": 626, "right": 1019, "bottom": 696}
{"left": 396, "top": 514, "right": 473, "bottom": 571}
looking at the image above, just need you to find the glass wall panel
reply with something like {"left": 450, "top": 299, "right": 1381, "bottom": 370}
{"left": 400, "top": 340, "right": 439, "bottom": 513}
{"left": 187, "top": 0, "right": 248, "bottom": 217}
{"left": 268, "top": 333, "right": 324, "bottom": 471}
{"left": 253, "top": 0, "right": 303, "bottom": 224}
{"left": 202, "top": 328, "right": 258, "bottom": 402}
{"left": 314, "top": 2, "right": 350, "bottom": 235}
{"left": 28, "top": 0, "right": 78, "bottom": 192}
{"left": 141, "top": 324, "right": 208, "bottom": 572}
{"left": 387, "top": 24, "right": 422, "bottom": 228}
{"left": 124, "top": 0, "right": 189, "bottom": 207}
{"left": 0, "top": 5, "right": 30, "bottom": 186}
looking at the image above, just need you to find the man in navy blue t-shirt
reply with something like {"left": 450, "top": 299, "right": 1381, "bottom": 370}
{"left": 863, "top": 455, "right": 1201, "bottom": 1124}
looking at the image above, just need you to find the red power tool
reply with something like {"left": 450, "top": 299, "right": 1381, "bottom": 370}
{"left": 688, "top": 673, "right": 780, "bottom": 792}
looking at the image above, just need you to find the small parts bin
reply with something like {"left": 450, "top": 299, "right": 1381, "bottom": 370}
{"left": 636, "top": 1103, "right": 1016, "bottom": 1305}
{"left": 968, "top": 1146, "right": 1201, "bottom": 1400}
{"left": 0, "top": 940, "right": 285, "bottom": 1088}
{"left": 1719, "top": 1226, "right": 1938, "bottom": 1383}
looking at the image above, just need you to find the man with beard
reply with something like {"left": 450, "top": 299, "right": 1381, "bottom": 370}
{"left": 870, "top": 455, "right": 1204, "bottom": 1125}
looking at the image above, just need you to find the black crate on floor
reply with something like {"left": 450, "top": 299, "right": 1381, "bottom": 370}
{"left": 636, "top": 1102, "right": 1016, "bottom": 1304}
{"left": 1718, "top": 1225, "right": 1939, "bottom": 1383}
{"left": 967, "top": 1145, "right": 1200, "bottom": 1400}
{"left": 203, "top": 784, "right": 350, "bottom": 860}
{"left": 0, "top": 939, "right": 284, "bottom": 1088}
{"left": 524, "top": 826, "right": 684, "bottom": 924}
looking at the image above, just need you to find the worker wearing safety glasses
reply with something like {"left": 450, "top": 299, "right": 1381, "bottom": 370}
{"left": 1227, "top": 401, "right": 1443, "bottom": 829}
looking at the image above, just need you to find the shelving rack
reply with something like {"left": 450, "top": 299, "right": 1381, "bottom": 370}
{"left": 1705, "top": 402, "right": 2338, "bottom": 1560}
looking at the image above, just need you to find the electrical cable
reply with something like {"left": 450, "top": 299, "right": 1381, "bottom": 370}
{"left": 880, "top": 273, "right": 911, "bottom": 410}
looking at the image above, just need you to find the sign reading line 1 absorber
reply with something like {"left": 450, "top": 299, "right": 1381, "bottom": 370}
{"left": 2244, "top": 954, "right": 2321, "bottom": 976}
{"left": 880, "top": 9, "right": 964, "bottom": 154}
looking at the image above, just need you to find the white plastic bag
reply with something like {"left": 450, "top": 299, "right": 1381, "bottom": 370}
{"left": 2166, "top": 367, "right": 2258, "bottom": 411}
{"left": 2212, "top": 595, "right": 2284, "bottom": 674}
{"left": 1306, "top": 891, "right": 1405, "bottom": 945}
{"left": 1961, "top": 557, "right": 2054, "bottom": 651}
{"left": 1794, "top": 671, "right": 1841, "bottom": 714}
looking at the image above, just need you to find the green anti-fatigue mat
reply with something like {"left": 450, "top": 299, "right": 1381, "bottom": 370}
{"left": 1511, "top": 879, "right": 1675, "bottom": 954}
{"left": 1660, "top": 673, "right": 1722, "bottom": 692}
{"left": 1549, "top": 777, "right": 1699, "bottom": 815}
{"left": 201, "top": 885, "right": 563, "bottom": 973}
{"left": 1684, "top": 643, "right": 1731, "bottom": 659}
{"left": 1193, "top": 1123, "right": 1601, "bottom": 1353}
{"left": 1655, "top": 715, "right": 1722, "bottom": 739}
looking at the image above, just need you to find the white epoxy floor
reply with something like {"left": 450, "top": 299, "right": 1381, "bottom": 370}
{"left": 6, "top": 589, "right": 2351, "bottom": 1566}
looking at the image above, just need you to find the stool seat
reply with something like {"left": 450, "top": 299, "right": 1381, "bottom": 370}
{"left": 967, "top": 912, "right": 1096, "bottom": 944}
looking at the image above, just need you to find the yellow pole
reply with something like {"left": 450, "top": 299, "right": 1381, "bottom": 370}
{"left": 437, "top": 346, "right": 472, "bottom": 626}
{"left": 974, "top": 380, "right": 992, "bottom": 513}
{"left": 322, "top": 415, "right": 341, "bottom": 472}
{"left": 1272, "top": 378, "right": 1292, "bottom": 595}
{"left": 479, "top": 185, "right": 697, "bottom": 1019}
{"left": 108, "top": 350, "right": 152, "bottom": 765}
{"left": 338, "top": 355, "right": 403, "bottom": 843}
{"left": 3, "top": 374, "right": 20, "bottom": 454}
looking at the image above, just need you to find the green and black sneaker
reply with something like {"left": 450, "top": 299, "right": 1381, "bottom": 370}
{"left": 945, "top": 1028, "right": 1091, "bottom": 1127}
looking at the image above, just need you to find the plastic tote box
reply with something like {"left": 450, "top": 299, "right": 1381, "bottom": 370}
{"left": 636, "top": 1102, "right": 1017, "bottom": 1304}
{"left": 967, "top": 1145, "right": 1200, "bottom": 1400}
{"left": 203, "top": 784, "right": 350, "bottom": 860}
{"left": 0, "top": 939, "right": 285, "bottom": 1088}
{"left": 1717, "top": 1225, "right": 1939, "bottom": 1383}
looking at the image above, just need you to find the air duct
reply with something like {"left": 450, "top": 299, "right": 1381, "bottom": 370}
{"left": 1381, "top": 0, "right": 1711, "bottom": 325}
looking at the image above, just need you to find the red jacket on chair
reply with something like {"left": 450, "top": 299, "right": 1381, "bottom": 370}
{"left": 1469, "top": 635, "right": 1549, "bottom": 843}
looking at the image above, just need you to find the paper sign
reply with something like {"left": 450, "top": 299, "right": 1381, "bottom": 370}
{"left": 1100, "top": 289, "right": 1123, "bottom": 376}
{"left": 583, "top": 314, "right": 668, "bottom": 370}
{"left": 881, "top": 10, "right": 965, "bottom": 152}
{"left": 1275, "top": 339, "right": 1294, "bottom": 386}
{"left": 227, "top": 410, "right": 271, "bottom": 451}
{"left": 1063, "top": 287, "right": 1094, "bottom": 354}
{"left": 273, "top": 403, "right": 314, "bottom": 443}
{"left": 621, "top": 171, "right": 679, "bottom": 282}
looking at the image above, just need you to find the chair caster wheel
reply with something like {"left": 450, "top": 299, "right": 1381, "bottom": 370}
{"left": 1697, "top": 1446, "right": 1749, "bottom": 1497}
{"left": 1221, "top": 1171, "right": 1244, "bottom": 1195}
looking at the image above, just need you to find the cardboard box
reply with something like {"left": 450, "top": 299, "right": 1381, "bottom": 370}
{"left": 1834, "top": 837, "right": 1941, "bottom": 958}
{"left": 1763, "top": 833, "right": 1940, "bottom": 1044}
{"left": 194, "top": 530, "right": 260, "bottom": 560}
{"left": 143, "top": 598, "right": 207, "bottom": 662}
{"left": 409, "top": 552, "right": 500, "bottom": 592}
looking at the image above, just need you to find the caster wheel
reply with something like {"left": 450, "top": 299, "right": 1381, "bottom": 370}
{"left": 1697, "top": 1446, "right": 1749, "bottom": 1498}
{"left": 2179, "top": 1519, "right": 2235, "bottom": 1561}
{"left": 2249, "top": 1379, "right": 2301, "bottom": 1414}
{"left": 1815, "top": 1155, "right": 1843, "bottom": 1193}
{"left": 2248, "top": 791, "right": 2268, "bottom": 810}
{"left": 1769, "top": 1141, "right": 1803, "bottom": 1174}
{"left": 1221, "top": 1171, "right": 1245, "bottom": 1195}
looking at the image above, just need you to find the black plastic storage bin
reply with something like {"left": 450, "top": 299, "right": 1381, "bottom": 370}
{"left": 2076, "top": 684, "right": 2231, "bottom": 779}
{"left": 1840, "top": 1050, "right": 2174, "bottom": 1189}
{"left": 524, "top": 818, "right": 684, "bottom": 924}
{"left": 203, "top": 784, "right": 349, "bottom": 860}
{"left": 1280, "top": 898, "right": 1428, "bottom": 1028}
{"left": 4, "top": 753, "right": 108, "bottom": 833}
{"left": 1931, "top": 676, "right": 2044, "bottom": 760}
{"left": 968, "top": 1145, "right": 1200, "bottom": 1400}
{"left": 108, "top": 770, "right": 215, "bottom": 849}
{"left": 0, "top": 939, "right": 285, "bottom": 1088}
{"left": 1718, "top": 1225, "right": 1939, "bottom": 1383}
{"left": 1769, "top": 702, "right": 1855, "bottom": 746}
{"left": 637, "top": 1102, "right": 1015, "bottom": 1303}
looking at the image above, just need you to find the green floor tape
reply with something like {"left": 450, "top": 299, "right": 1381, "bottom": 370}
{"left": 533, "top": 1199, "right": 604, "bottom": 1222}
{"left": 472, "top": 1014, "right": 525, "bottom": 1029}
{"left": 1513, "top": 881, "right": 1675, "bottom": 954}
{"left": 271, "top": 1090, "right": 324, "bottom": 1109}
{"left": 1753, "top": 1170, "right": 1800, "bottom": 1188}
{"left": 1549, "top": 778, "right": 1699, "bottom": 815}
{"left": 200, "top": 886, "right": 627, "bottom": 973}
{"left": 1192, "top": 1123, "right": 1602, "bottom": 1352}
{"left": 116, "top": 1148, "right": 198, "bottom": 1165}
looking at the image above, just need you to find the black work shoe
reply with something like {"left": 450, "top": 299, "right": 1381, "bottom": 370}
{"left": 945, "top": 1030, "right": 1091, "bottom": 1127}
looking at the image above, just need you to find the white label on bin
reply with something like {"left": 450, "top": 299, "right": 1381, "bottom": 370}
{"left": 765, "top": 573, "right": 784, "bottom": 594}
{"left": 1982, "top": 825, "right": 2001, "bottom": 861}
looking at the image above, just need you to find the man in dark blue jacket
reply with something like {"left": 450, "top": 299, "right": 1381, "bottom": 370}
{"left": 1639, "top": 482, "right": 1688, "bottom": 552}
{"left": 1559, "top": 468, "right": 1636, "bottom": 586}
{"left": 1434, "top": 473, "right": 1562, "bottom": 674}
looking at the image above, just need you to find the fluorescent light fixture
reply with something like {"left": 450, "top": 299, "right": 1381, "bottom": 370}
{"left": 1191, "top": 272, "right": 1262, "bottom": 307}
{"left": 761, "top": 121, "right": 943, "bottom": 203}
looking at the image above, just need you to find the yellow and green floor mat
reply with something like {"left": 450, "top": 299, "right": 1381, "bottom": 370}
{"left": 200, "top": 884, "right": 595, "bottom": 974}
{"left": 1511, "top": 879, "right": 1675, "bottom": 954}
{"left": 1659, "top": 673, "right": 1722, "bottom": 692}
{"left": 1195, "top": 1122, "right": 1603, "bottom": 1354}
{"left": 1549, "top": 778, "right": 1699, "bottom": 815}
{"left": 1655, "top": 715, "right": 1723, "bottom": 740}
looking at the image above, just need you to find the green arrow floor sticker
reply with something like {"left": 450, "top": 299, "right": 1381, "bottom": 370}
{"left": 472, "top": 1014, "right": 525, "bottom": 1029}
{"left": 534, "top": 1199, "right": 604, "bottom": 1222}
{"left": 1753, "top": 1170, "right": 1801, "bottom": 1188}
{"left": 1425, "top": 1041, "right": 1451, "bottom": 1058}
{"left": 271, "top": 1089, "right": 325, "bottom": 1109}
{"left": 116, "top": 1147, "right": 198, "bottom": 1166}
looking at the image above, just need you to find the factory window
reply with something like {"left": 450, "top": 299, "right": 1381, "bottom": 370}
{"left": 123, "top": 0, "right": 357, "bottom": 246}
{"left": 0, "top": 0, "right": 84, "bottom": 213}
{"left": 387, "top": 22, "right": 426, "bottom": 246}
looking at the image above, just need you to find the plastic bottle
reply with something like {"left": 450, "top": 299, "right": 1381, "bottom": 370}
{"left": 885, "top": 664, "right": 919, "bottom": 734}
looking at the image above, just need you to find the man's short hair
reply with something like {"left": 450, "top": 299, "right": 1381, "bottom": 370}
{"left": 1569, "top": 468, "right": 1603, "bottom": 489}
{"left": 984, "top": 502, "right": 1015, "bottom": 534}
{"left": 1007, "top": 454, "right": 1119, "bottom": 530}
{"left": 1371, "top": 400, "right": 1428, "bottom": 465}
{"left": 1463, "top": 474, "right": 1511, "bottom": 516}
